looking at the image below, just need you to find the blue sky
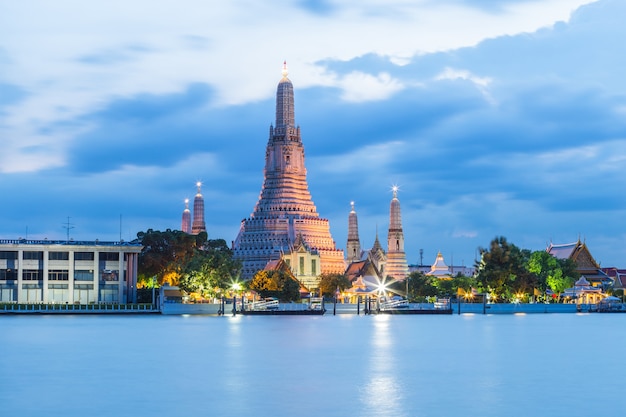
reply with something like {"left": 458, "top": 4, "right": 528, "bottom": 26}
{"left": 1, "top": 0, "right": 625, "bottom": 268}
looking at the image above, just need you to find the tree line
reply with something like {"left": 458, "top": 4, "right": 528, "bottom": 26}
{"left": 404, "top": 236, "right": 579, "bottom": 303}
{"left": 135, "top": 231, "right": 580, "bottom": 303}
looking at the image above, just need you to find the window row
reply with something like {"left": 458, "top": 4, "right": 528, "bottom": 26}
{"left": 4, "top": 269, "right": 114, "bottom": 281}
{"left": 0, "top": 251, "right": 116, "bottom": 261}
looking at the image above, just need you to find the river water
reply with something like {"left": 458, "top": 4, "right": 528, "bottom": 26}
{"left": 1, "top": 313, "right": 624, "bottom": 417}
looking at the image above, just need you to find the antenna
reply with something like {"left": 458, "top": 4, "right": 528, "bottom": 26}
{"left": 62, "top": 217, "right": 75, "bottom": 243}
{"left": 120, "top": 214, "right": 123, "bottom": 242}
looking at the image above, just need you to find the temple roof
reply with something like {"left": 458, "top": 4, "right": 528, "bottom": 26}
{"left": 547, "top": 242, "right": 579, "bottom": 260}
{"left": 426, "top": 252, "right": 452, "bottom": 278}
{"left": 547, "top": 240, "right": 600, "bottom": 270}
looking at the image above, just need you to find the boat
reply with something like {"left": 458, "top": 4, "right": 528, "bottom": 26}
{"left": 375, "top": 297, "right": 453, "bottom": 315}
{"left": 239, "top": 297, "right": 326, "bottom": 316}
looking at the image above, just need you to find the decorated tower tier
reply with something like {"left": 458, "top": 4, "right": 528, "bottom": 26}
{"left": 233, "top": 63, "right": 344, "bottom": 280}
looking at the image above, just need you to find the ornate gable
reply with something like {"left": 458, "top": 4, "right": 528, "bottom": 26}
{"left": 573, "top": 243, "right": 600, "bottom": 269}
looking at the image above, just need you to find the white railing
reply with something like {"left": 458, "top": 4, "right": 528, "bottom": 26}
{"left": 380, "top": 299, "right": 409, "bottom": 310}
{"left": 248, "top": 299, "right": 279, "bottom": 311}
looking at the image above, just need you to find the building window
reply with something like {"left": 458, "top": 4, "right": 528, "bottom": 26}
{"left": 299, "top": 257, "right": 304, "bottom": 275}
{"left": 48, "top": 283, "right": 68, "bottom": 289}
{"left": 22, "top": 283, "right": 42, "bottom": 289}
{"left": 74, "top": 283, "right": 94, "bottom": 290}
{"left": 99, "top": 252, "right": 119, "bottom": 261}
{"left": 23, "top": 269, "right": 43, "bottom": 281}
{"left": 49, "top": 252, "right": 69, "bottom": 261}
{"left": 101, "top": 270, "right": 119, "bottom": 281}
{"left": 48, "top": 270, "right": 69, "bottom": 281}
{"left": 75, "top": 252, "right": 95, "bottom": 261}
{"left": 311, "top": 259, "right": 316, "bottom": 276}
{"left": 74, "top": 270, "right": 94, "bottom": 281}
{"left": 0, "top": 251, "right": 18, "bottom": 260}
{"left": 23, "top": 251, "right": 43, "bottom": 260}
{"left": 0, "top": 269, "right": 17, "bottom": 280}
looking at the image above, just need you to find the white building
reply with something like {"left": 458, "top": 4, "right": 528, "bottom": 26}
{"left": 0, "top": 239, "right": 142, "bottom": 304}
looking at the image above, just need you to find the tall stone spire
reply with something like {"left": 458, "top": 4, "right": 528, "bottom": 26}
{"left": 346, "top": 201, "right": 361, "bottom": 262}
{"left": 233, "top": 63, "right": 345, "bottom": 280}
{"left": 181, "top": 198, "right": 192, "bottom": 234}
{"left": 385, "top": 186, "right": 409, "bottom": 280}
{"left": 191, "top": 181, "right": 206, "bottom": 235}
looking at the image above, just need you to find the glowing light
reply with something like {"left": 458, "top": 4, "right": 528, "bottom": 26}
{"left": 377, "top": 281, "right": 388, "bottom": 296}
{"left": 282, "top": 61, "right": 288, "bottom": 78}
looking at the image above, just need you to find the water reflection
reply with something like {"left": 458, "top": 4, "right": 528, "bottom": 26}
{"left": 1, "top": 314, "right": 625, "bottom": 417}
{"left": 361, "top": 315, "right": 406, "bottom": 417}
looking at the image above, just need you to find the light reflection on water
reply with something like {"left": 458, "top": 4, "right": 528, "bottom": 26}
{"left": 362, "top": 316, "right": 405, "bottom": 417}
{"left": 1, "top": 313, "right": 625, "bottom": 417}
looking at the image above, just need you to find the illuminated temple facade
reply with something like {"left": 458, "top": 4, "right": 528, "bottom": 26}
{"left": 233, "top": 64, "right": 345, "bottom": 284}
{"left": 385, "top": 186, "right": 409, "bottom": 280}
{"left": 180, "top": 182, "right": 206, "bottom": 236}
{"left": 344, "top": 189, "right": 409, "bottom": 285}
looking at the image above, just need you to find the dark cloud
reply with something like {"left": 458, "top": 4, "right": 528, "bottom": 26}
{"left": 66, "top": 83, "right": 229, "bottom": 172}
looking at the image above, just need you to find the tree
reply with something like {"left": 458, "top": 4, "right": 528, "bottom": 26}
{"left": 178, "top": 240, "right": 242, "bottom": 299}
{"left": 406, "top": 271, "right": 438, "bottom": 301}
{"left": 249, "top": 270, "right": 279, "bottom": 293}
{"left": 136, "top": 230, "right": 241, "bottom": 297}
{"left": 318, "top": 273, "right": 351, "bottom": 298}
{"left": 526, "top": 251, "right": 578, "bottom": 300}
{"left": 136, "top": 229, "right": 201, "bottom": 286}
{"left": 509, "top": 246, "right": 536, "bottom": 297}
{"left": 453, "top": 274, "right": 477, "bottom": 295}
{"left": 475, "top": 236, "right": 532, "bottom": 301}
{"left": 249, "top": 270, "right": 301, "bottom": 302}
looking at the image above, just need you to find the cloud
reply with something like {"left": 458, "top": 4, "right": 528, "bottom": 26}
{"left": 6, "top": 0, "right": 626, "bottom": 267}
{"left": 338, "top": 71, "right": 404, "bottom": 102}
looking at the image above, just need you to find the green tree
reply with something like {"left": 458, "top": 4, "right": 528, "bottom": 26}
{"left": 136, "top": 229, "right": 202, "bottom": 286}
{"left": 509, "top": 246, "right": 536, "bottom": 297}
{"left": 526, "top": 251, "right": 578, "bottom": 300}
{"left": 406, "top": 271, "right": 438, "bottom": 301}
{"left": 136, "top": 230, "right": 241, "bottom": 297}
{"left": 178, "top": 239, "right": 241, "bottom": 299}
{"left": 453, "top": 274, "right": 477, "bottom": 295}
{"left": 475, "top": 236, "right": 532, "bottom": 301}
{"left": 318, "top": 273, "right": 351, "bottom": 298}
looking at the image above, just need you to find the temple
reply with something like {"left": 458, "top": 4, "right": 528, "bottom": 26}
{"left": 384, "top": 186, "right": 409, "bottom": 280}
{"left": 343, "top": 190, "right": 410, "bottom": 293}
{"left": 191, "top": 182, "right": 206, "bottom": 235}
{"left": 425, "top": 252, "right": 452, "bottom": 279}
{"left": 346, "top": 201, "right": 361, "bottom": 263}
{"left": 181, "top": 198, "right": 191, "bottom": 234}
{"left": 233, "top": 63, "right": 345, "bottom": 284}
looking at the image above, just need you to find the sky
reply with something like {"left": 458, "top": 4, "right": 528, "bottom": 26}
{"left": 1, "top": 0, "right": 625, "bottom": 268}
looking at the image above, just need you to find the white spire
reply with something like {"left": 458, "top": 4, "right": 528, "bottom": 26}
{"left": 282, "top": 60, "right": 288, "bottom": 79}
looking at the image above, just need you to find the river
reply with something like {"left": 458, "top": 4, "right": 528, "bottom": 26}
{"left": 1, "top": 313, "right": 624, "bottom": 417}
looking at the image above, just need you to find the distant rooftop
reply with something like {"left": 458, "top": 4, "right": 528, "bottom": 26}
{"left": 0, "top": 239, "right": 141, "bottom": 247}
{"left": 547, "top": 242, "right": 579, "bottom": 260}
